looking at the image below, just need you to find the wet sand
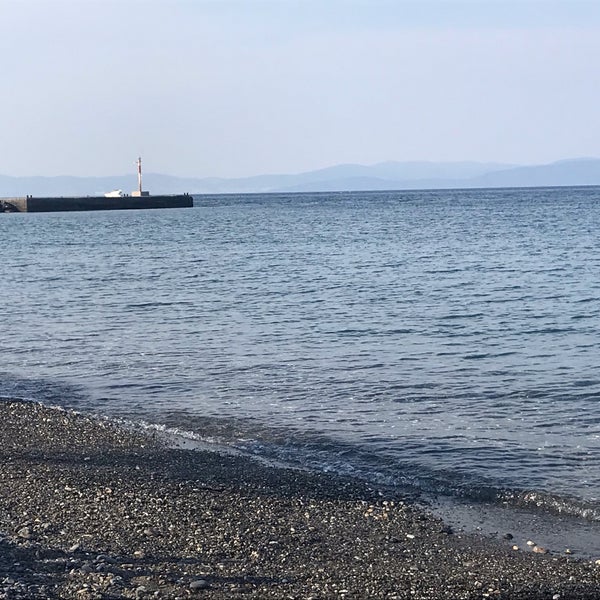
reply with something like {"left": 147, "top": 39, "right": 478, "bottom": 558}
{"left": 1, "top": 400, "right": 600, "bottom": 599}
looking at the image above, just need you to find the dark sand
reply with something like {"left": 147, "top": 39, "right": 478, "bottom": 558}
{"left": 1, "top": 401, "right": 600, "bottom": 599}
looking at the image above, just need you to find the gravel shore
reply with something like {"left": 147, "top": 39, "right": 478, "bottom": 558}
{"left": 1, "top": 400, "right": 600, "bottom": 599}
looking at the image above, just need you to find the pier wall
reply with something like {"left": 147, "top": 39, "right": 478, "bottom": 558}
{"left": 1, "top": 195, "right": 193, "bottom": 213}
{"left": 0, "top": 198, "right": 27, "bottom": 212}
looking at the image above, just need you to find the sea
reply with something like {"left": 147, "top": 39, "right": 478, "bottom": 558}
{"left": 2, "top": 186, "right": 600, "bottom": 555}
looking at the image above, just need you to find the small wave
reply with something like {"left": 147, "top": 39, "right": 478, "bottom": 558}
{"left": 521, "top": 327, "right": 575, "bottom": 335}
{"left": 423, "top": 268, "right": 463, "bottom": 274}
{"left": 572, "top": 379, "right": 600, "bottom": 388}
{"left": 136, "top": 421, "right": 241, "bottom": 456}
{"left": 502, "top": 490, "right": 600, "bottom": 522}
{"left": 327, "top": 328, "right": 378, "bottom": 336}
{"left": 439, "top": 313, "right": 484, "bottom": 320}
{"left": 125, "top": 301, "right": 195, "bottom": 309}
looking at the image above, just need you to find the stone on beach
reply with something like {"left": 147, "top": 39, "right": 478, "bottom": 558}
{"left": 190, "top": 579, "right": 210, "bottom": 590}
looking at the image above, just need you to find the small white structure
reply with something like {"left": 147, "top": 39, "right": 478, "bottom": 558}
{"left": 104, "top": 189, "right": 124, "bottom": 198}
{"left": 132, "top": 156, "right": 150, "bottom": 197}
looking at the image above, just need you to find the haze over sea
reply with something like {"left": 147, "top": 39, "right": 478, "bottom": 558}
{"left": 3, "top": 187, "right": 600, "bottom": 549}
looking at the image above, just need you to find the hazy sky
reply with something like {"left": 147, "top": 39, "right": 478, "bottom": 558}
{"left": 1, "top": 0, "right": 600, "bottom": 177}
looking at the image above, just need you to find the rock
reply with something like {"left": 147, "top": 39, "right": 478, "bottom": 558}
{"left": 95, "top": 554, "right": 115, "bottom": 563}
{"left": 532, "top": 545, "right": 548, "bottom": 554}
{"left": 80, "top": 562, "right": 95, "bottom": 573}
{"left": 190, "top": 579, "right": 210, "bottom": 590}
{"left": 502, "top": 533, "right": 513, "bottom": 540}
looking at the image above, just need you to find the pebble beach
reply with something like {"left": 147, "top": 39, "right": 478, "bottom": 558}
{"left": 1, "top": 400, "right": 600, "bottom": 599}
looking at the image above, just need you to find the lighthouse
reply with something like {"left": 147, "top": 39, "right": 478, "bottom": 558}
{"left": 132, "top": 157, "right": 150, "bottom": 197}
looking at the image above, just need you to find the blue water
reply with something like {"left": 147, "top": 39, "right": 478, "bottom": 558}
{"left": 2, "top": 187, "right": 600, "bottom": 527}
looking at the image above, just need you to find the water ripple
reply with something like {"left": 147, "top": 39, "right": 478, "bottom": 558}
{"left": 2, "top": 187, "right": 600, "bottom": 514}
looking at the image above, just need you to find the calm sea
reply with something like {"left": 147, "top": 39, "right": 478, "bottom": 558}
{"left": 2, "top": 187, "right": 600, "bottom": 550}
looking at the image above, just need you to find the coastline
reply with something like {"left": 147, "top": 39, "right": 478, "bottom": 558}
{"left": 1, "top": 400, "right": 600, "bottom": 599}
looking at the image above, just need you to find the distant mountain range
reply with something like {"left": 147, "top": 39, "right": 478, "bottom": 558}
{"left": 1, "top": 158, "right": 600, "bottom": 196}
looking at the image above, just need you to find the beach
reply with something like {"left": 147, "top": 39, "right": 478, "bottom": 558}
{"left": 0, "top": 401, "right": 599, "bottom": 599}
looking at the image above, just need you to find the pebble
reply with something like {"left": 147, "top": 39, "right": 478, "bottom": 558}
{"left": 502, "top": 533, "right": 513, "bottom": 540}
{"left": 526, "top": 540, "right": 536, "bottom": 546}
{"left": 80, "top": 562, "right": 95, "bottom": 573}
{"left": 96, "top": 553, "right": 115, "bottom": 563}
{"left": 190, "top": 579, "right": 210, "bottom": 590}
{"left": 532, "top": 546, "right": 548, "bottom": 554}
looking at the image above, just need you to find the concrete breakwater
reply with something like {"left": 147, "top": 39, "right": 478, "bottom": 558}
{"left": 0, "top": 194, "right": 193, "bottom": 213}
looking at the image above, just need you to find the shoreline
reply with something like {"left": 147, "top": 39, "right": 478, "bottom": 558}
{"left": 157, "top": 422, "right": 600, "bottom": 561}
{"left": 1, "top": 400, "right": 600, "bottom": 599}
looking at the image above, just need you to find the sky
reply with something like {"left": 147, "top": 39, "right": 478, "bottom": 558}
{"left": 1, "top": 0, "right": 600, "bottom": 178}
